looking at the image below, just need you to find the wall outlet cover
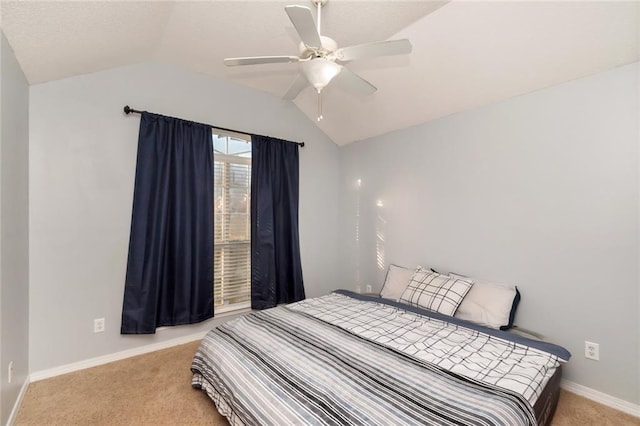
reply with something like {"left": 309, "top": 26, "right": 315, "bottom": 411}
{"left": 94, "top": 318, "right": 105, "bottom": 333}
{"left": 585, "top": 341, "right": 599, "bottom": 361}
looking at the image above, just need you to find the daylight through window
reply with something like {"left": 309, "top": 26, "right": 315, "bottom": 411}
{"left": 213, "top": 131, "right": 251, "bottom": 313}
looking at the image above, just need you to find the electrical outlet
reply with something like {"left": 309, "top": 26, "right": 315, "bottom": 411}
{"left": 585, "top": 341, "right": 599, "bottom": 361}
{"left": 8, "top": 361, "right": 13, "bottom": 384}
{"left": 365, "top": 285, "right": 372, "bottom": 293}
{"left": 94, "top": 318, "right": 105, "bottom": 333}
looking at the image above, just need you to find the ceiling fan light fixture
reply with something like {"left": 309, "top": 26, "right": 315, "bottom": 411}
{"left": 300, "top": 58, "right": 342, "bottom": 92}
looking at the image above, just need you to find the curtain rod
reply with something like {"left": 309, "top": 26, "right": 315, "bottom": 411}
{"left": 123, "top": 105, "right": 304, "bottom": 147}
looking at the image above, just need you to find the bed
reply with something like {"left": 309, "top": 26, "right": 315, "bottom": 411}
{"left": 191, "top": 289, "right": 570, "bottom": 426}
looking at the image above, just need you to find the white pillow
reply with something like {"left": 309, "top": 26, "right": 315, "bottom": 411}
{"left": 399, "top": 268, "right": 473, "bottom": 316}
{"left": 380, "top": 264, "right": 416, "bottom": 300}
{"left": 450, "top": 272, "right": 517, "bottom": 329}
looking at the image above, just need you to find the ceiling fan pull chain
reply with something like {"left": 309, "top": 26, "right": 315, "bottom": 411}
{"left": 317, "top": 90, "right": 323, "bottom": 121}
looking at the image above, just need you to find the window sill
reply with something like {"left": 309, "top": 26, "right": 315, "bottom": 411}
{"left": 215, "top": 301, "right": 251, "bottom": 316}
{"left": 155, "top": 303, "right": 251, "bottom": 332}
{"left": 215, "top": 305, "right": 252, "bottom": 318}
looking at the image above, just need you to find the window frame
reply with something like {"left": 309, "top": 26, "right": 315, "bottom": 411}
{"left": 213, "top": 130, "right": 252, "bottom": 314}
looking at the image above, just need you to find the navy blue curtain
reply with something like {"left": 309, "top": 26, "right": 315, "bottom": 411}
{"left": 251, "top": 135, "right": 305, "bottom": 309}
{"left": 121, "top": 112, "right": 214, "bottom": 334}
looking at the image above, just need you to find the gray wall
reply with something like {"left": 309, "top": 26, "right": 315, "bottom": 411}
{"left": 338, "top": 63, "right": 639, "bottom": 404}
{"left": 17, "top": 49, "right": 640, "bottom": 407}
{"left": 28, "top": 62, "right": 340, "bottom": 373}
{"left": 0, "top": 31, "right": 30, "bottom": 424}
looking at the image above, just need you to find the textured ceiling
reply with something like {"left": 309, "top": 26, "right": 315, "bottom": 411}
{"left": 1, "top": 1, "right": 638, "bottom": 145}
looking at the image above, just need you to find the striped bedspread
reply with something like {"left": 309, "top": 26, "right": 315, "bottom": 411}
{"left": 192, "top": 292, "right": 568, "bottom": 426}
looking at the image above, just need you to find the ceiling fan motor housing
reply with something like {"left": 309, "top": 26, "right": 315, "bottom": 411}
{"left": 299, "top": 36, "right": 338, "bottom": 59}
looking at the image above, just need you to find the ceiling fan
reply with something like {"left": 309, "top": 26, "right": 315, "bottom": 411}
{"left": 224, "top": 0, "right": 412, "bottom": 121}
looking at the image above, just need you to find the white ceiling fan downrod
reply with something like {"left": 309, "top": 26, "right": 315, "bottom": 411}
{"left": 314, "top": 0, "right": 327, "bottom": 36}
{"left": 314, "top": 0, "right": 327, "bottom": 122}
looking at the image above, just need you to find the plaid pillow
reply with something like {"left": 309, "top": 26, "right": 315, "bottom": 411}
{"left": 400, "top": 268, "right": 473, "bottom": 316}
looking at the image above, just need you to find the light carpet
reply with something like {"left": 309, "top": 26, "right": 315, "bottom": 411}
{"left": 15, "top": 341, "right": 640, "bottom": 425}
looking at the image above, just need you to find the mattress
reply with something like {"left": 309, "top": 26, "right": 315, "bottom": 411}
{"left": 192, "top": 290, "right": 569, "bottom": 425}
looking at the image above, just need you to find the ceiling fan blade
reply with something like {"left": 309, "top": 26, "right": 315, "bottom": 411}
{"left": 335, "top": 39, "right": 412, "bottom": 62}
{"left": 333, "top": 68, "right": 377, "bottom": 96}
{"left": 224, "top": 56, "right": 300, "bottom": 66}
{"left": 283, "top": 74, "right": 309, "bottom": 100}
{"left": 285, "top": 5, "right": 322, "bottom": 48}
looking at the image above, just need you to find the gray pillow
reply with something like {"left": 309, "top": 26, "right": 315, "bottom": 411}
{"left": 380, "top": 264, "right": 416, "bottom": 301}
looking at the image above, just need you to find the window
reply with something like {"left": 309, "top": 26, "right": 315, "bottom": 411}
{"left": 213, "top": 131, "right": 251, "bottom": 313}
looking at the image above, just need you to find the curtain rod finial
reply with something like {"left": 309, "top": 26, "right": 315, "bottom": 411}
{"left": 124, "top": 105, "right": 132, "bottom": 114}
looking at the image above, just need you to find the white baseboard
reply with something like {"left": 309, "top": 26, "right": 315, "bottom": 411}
{"left": 7, "top": 378, "right": 30, "bottom": 426}
{"left": 29, "top": 330, "right": 209, "bottom": 383}
{"left": 561, "top": 379, "right": 640, "bottom": 418}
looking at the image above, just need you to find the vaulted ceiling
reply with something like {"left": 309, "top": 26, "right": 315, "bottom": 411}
{"left": 1, "top": 1, "right": 638, "bottom": 145}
